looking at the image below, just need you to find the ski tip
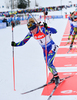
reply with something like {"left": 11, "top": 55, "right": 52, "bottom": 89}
{"left": 60, "top": 75, "right": 74, "bottom": 81}
{"left": 21, "top": 93, "right": 26, "bottom": 95}
{"left": 67, "top": 49, "right": 71, "bottom": 53}
{"left": 67, "top": 52, "right": 69, "bottom": 54}
{"left": 14, "top": 89, "right": 16, "bottom": 91}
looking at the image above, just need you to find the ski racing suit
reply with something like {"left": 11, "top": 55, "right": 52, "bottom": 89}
{"left": 68, "top": 16, "right": 74, "bottom": 36}
{"left": 15, "top": 26, "right": 58, "bottom": 75}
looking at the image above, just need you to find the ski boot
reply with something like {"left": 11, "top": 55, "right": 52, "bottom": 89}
{"left": 50, "top": 74, "right": 60, "bottom": 86}
{"left": 50, "top": 77, "right": 55, "bottom": 83}
{"left": 70, "top": 44, "right": 73, "bottom": 50}
{"left": 54, "top": 74, "right": 60, "bottom": 86}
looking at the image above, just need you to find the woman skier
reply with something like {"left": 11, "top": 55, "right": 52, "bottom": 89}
{"left": 11, "top": 18, "right": 60, "bottom": 85}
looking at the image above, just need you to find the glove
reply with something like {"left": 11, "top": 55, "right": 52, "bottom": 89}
{"left": 43, "top": 22, "right": 48, "bottom": 29}
{"left": 45, "top": 11, "right": 48, "bottom": 15}
{"left": 11, "top": 41, "right": 16, "bottom": 46}
{"left": 11, "top": 21, "right": 15, "bottom": 27}
{"left": 37, "top": 21, "right": 41, "bottom": 26}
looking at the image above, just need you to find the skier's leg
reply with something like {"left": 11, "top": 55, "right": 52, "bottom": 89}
{"left": 47, "top": 51, "right": 60, "bottom": 85}
{"left": 70, "top": 34, "right": 76, "bottom": 49}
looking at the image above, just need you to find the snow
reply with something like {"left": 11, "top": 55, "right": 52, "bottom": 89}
{"left": 0, "top": 4, "right": 77, "bottom": 100}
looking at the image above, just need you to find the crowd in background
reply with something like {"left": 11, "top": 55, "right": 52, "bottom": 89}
{"left": 0, "top": 2, "right": 77, "bottom": 29}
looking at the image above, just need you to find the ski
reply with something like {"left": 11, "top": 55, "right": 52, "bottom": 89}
{"left": 21, "top": 80, "right": 54, "bottom": 95}
{"left": 65, "top": 42, "right": 69, "bottom": 46}
{"left": 67, "top": 46, "right": 77, "bottom": 53}
{"left": 47, "top": 75, "right": 72, "bottom": 100}
{"left": 67, "top": 49, "right": 71, "bottom": 53}
{"left": 67, "top": 48, "right": 72, "bottom": 53}
{"left": 21, "top": 75, "right": 72, "bottom": 95}
{"left": 72, "top": 46, "right": 77, "bottom": 52}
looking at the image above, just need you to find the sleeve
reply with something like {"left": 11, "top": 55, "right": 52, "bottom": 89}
{"left": 47, "top": 27, "right": 57, "bottom": 34}
{"left": 16, "top": 32, "right": 32, "bottom": 47}
{"left": 68, "top": 16, "right": 70, "bottom": 20}
{"left": 41, "top": 27, "right": 57, "bottom": 35}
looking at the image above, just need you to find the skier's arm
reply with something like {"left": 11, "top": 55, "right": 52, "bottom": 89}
{"left": 11, "top": 32, "right": 32, "bottom": 47}
{"left": 43, "top": 22, "right": 57, "bottom": 34}
{"left": 47, "top": 27, "right": 57, "bottom": 34}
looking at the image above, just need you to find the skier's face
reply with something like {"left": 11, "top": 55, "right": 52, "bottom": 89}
{"left": 31, "top": 26, "right": 37, "bottom": 35}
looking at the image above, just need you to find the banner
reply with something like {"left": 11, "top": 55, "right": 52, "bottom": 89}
{"left": 0, "top": 23, "right": 6, "bottom": 29}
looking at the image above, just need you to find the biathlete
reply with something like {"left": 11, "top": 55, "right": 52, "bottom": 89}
{"left": 70, "top": 11, "right": 77, "bottom": 49}
{"left": 11, "top": 18, "right": 60, "bottom": 85}
{"left": 65, "top": 12, "right": 74, "bottom": 45}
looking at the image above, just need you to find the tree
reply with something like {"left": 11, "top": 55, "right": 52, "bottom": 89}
{"left": 35, "top": 0, "right": 38, "bottom": 7}
{"left": 18, "top": 0, "right": 27, "bottom": 9}
{"left": 27, "top": 0, "right": 30, "bottom": 7}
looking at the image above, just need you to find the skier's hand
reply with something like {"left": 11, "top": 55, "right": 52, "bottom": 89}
{"left": 11, "top": 21, "right": 15, "bottom": 27}
{"left": 44, "top": 11, "right": 48, "bottom": 15}
{"left": 37, "top": 21, "right": 41, "bottom": 26}
{"left": 11, "top": 41, "right": 16, "bottom": 46}
{"left": 43, "top": 22, "right": 48, "bottom": 29}
{"left": 45, "top": 11, "right": 48, "bottom": 15}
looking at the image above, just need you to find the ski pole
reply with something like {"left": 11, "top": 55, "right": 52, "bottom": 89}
{"left": 12, "top": 22, "right": 16, "bottom": 91}
{"left": 29, "top": 13, "right": 38, "bottom": 23}
{"left": 43, "top": 9, "right": 48, "bottom": 82}
{"left": 11, "top": 1, "right": 16, "bottom": 91}
{"left": 11, "top": 21, "right": 16, "bottom": 91}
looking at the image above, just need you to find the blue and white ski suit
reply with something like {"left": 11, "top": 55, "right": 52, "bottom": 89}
{"left": 68, "top": 16, "right": 74, "bottom": 35}
{"left": 15, "top": 26, "right": 58, "bottom": 75}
